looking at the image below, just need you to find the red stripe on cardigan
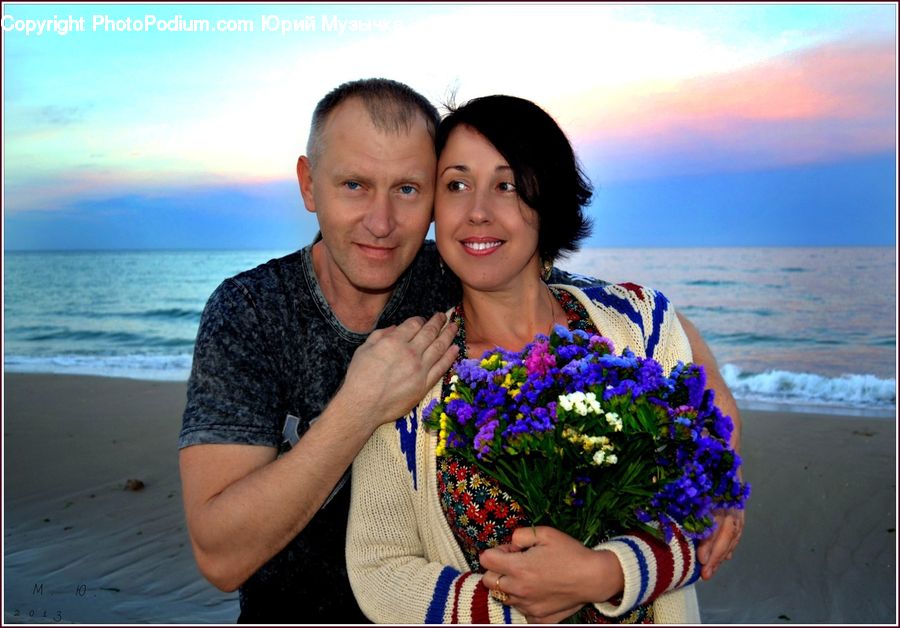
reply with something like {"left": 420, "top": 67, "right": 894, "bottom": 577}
{"left": 471, "top": 579, "right": 491, "bottom": 624}
{"left": 632, "top": 525, "right": 676, "bottom": 603}
{"left": 451, "top": 573, "right": 474, "bottom": 623}
{"left": 671, "top": 525, "right": 694, "bottom": 588}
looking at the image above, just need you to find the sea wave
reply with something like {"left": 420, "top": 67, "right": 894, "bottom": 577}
{"left": 5, "top": 353, "right": 895, "bottom": 417}
{"left": 9, "top": 327, "right": 197, "bottom": 350}
{"left": 721, "top": 364, "right": 896, "bottom": 412}
{"left": 4, "top": 354, "right": 193, "bottom": 381}
{"left": 677, "top": 305, "right": 777, "bottom": 318}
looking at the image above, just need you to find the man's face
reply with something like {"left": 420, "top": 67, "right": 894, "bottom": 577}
{"left": 298, "top": 98, "right": 436, "bottom": 296}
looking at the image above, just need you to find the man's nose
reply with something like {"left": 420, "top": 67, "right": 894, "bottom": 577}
{"left": 362, "top": 192, "right": 395, "bottom": 238}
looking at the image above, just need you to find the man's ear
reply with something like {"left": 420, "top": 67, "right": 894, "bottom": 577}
{"left": 297, "top": 156, "right": 316, "bottom": 214}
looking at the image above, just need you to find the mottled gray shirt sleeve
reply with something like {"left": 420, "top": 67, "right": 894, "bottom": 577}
{"left": 180, "top": 278, "right": 283, "bottom": 448}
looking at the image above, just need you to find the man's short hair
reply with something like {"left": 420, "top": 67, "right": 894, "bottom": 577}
{"left": 306, "top": 78, "right": 440, "bottom": 165}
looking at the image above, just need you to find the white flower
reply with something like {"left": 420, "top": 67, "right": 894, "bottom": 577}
{"left": 558, "top": 391, "right": 601, "bottom": 416}
{"left": 605, "top": 412, "right": 623, "bottom": 431}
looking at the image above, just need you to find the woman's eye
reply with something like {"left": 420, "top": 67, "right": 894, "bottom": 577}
{"left": 498, "top": 181, "right": 517, "bottom": 192}
{"left": 447, "top": 180, "right": 467, "bottom": 192}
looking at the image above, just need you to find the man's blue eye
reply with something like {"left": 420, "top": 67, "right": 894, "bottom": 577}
{"left": 399, "top": 185, "right": 416, "bottom": 195}
{"left": 345, "top": 181, "right": 361, "bottom": 190}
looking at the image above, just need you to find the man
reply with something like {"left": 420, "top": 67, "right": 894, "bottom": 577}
{"left": 180, "top": 78, "right": 743, "bottom": 623}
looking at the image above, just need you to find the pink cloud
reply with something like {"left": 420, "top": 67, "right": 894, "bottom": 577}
{"left": 573, "top": 38, "right": 896, "bottom": 181}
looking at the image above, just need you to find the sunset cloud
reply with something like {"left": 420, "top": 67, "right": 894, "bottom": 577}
{"left": 569, "top": 38, "right": 895, "bottom": 181}
{"left": 3, "top": 3, "right": 894, "bottom": 249}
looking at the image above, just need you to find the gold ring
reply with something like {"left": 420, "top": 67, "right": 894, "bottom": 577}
{"left": 489, "top": 575, "right": 509, "bottom": 604}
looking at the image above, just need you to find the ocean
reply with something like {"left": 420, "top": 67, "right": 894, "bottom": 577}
{"left": 3, "top": 247, "right": 896, "bottom": 417}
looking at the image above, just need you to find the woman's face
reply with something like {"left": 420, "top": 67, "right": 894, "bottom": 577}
{"left": 435, "top": 125, "right": 541, "bottom": 292}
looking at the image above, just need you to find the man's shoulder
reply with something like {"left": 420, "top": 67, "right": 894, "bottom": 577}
{"left": 205, "top": 249, "right": 304, "bottom": 308}
{"left": 227, "top": 249, "right": 305, "bottom": 293}
{"left": 400, "top": 241, "right": 460, "bottom": 312}
{"left": 410, "top": 239, "right": 440, "bottom": 267}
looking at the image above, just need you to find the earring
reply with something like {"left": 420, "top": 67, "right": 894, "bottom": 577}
{"left": 541, "top": 258, "right": 553, "bottom": 282}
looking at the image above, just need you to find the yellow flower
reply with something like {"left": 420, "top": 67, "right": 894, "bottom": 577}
{"left": 435, "top": 411, "right": 451, "bottom": 456}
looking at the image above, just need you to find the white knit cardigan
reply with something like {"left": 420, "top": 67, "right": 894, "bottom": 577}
{"left": 347, "top": 284, "right": 702, "bottom": 624}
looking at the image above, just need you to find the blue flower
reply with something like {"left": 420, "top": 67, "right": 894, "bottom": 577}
{"left": 425, "top": 314, "right": 750, "bottom": 546}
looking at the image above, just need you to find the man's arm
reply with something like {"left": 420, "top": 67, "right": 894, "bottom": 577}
{"left": 676, "top": 311, "right": 745, "bottom": 580}
{"left": 180, "top": 314, "right": 458, "bottom": 592}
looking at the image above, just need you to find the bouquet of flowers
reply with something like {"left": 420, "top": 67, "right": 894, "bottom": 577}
{"left": 424, "top": 324, "right": 750, "bottom": 548}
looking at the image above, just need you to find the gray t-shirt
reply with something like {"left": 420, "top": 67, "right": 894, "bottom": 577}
{"left": 180, "top": 240, "right": 600, "bottom": 623}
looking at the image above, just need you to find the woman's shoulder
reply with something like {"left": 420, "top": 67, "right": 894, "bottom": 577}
{"left": 553, "top": 282, "right": 680, "bottom": 359}
{"left": 553, "top": 281, "right": 673, "bottom": 313}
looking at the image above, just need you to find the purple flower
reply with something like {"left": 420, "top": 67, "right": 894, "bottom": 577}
{"left": 524, "top": 340, "right": 556, "bottom": 376}
{"left": 424, "top": 314, "right": 749, "bottom": 547}
{"left": 474, "top": 419, "right": 500, "bottom": 459}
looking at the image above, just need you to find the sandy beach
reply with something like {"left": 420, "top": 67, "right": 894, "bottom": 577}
{"left": 2, "top": 373, "right": 896, "bottom": 624}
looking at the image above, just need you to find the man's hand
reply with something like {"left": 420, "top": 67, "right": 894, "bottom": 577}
{"left": 697, "top": 508, "right": 745, "bottom": 579}
{"left": 480, "top": 526, "right": 623, "bottom": 623}
{"left": 181, "top": 315, "right": 457, "bottom": 592}
{"left": 340, "top": 312, "right": 458, "bottom": 428}
{"left": 677, "top": 311, "right": 745, "bottom": 579}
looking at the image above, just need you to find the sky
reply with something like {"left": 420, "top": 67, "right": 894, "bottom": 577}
{"left": 2, "top": 2, "right": 897, "bottom": 250}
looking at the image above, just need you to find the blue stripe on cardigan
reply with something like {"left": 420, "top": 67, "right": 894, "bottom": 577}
{"left": 645, "top": 290, "right": 668, "bottom": 358}
{"left": 617, "top": 537, "right": 651, "bottom": 611}
{"left": 426, "top": 565, "right": 460, "bottom": 623}
{"left": 687, "top": 545, "right": 703, "bottom": 586}
{"left": 581, "top": 286, "right": 644, "bottom": 334}
{"left": 396, "top": 408, "right": 418, "bottom": 490}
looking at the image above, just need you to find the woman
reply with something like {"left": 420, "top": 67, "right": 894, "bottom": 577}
{"left": 346, "top": 96, "right": 701, "bottom": 624}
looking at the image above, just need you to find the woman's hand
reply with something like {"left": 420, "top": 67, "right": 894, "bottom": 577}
{"left": 480, "top": 526, "right": 624, "bottom": 623}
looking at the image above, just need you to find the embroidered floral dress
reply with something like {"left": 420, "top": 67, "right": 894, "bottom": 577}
{"left": 436, "top": 287, "right": 654, "bottom": 624}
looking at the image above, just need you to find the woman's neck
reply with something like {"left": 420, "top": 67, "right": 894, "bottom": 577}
{"left": 462, "top": 278, "right": 567, "bottom": 357}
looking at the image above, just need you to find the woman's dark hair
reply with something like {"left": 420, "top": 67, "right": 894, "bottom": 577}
{"left": 435, "top": 95, "right": 593, "bottom": 262}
